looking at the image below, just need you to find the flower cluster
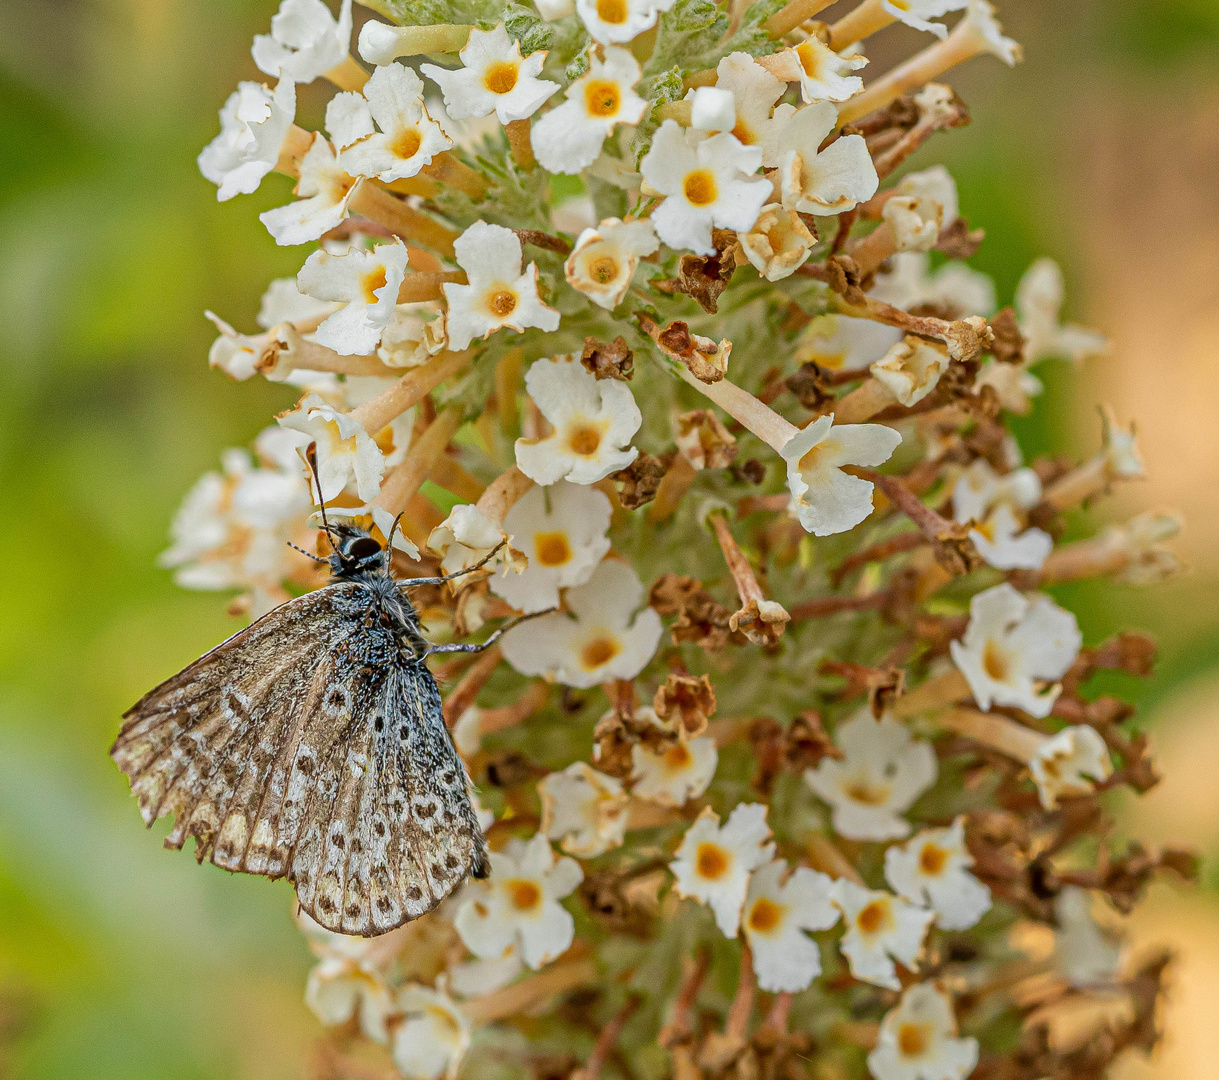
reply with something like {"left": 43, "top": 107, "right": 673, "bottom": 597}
{"left": 172, "top": 1, "right": 1191, "bottom": 1078}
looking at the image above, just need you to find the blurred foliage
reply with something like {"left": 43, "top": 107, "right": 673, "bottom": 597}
{"left": 0, "top": 0, "right": 1217, "bottom": 1077}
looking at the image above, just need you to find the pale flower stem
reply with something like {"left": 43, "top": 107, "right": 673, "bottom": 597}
{"left": 848, "top": 220, "right": 899, "bottom": 276}
{"left": 324, "top": 54, "right": 370, "bottom": 92}
{"left": 832, "top": 377, "right": 895, "bottom": 423}
{"left": 760, "top": 992, "right": 793, "bottom": 1035}
{"left": 676, "top": 367, "right": 800, "bottom": 452}
{"left": 385, "top": 23, "right": 474, "bottom": 56}
{"left": 381, "top": 173, "right": 440, "bottom": 198}
{"left": 626, "top": 798, "right": 683, "bottom": 828}
{"left": 710, "top": 512, "right": 766, "bottom": 610}
{"left": 397, "top": 271, "right": 465, "bottom": 303}
{"left": 890, "top": 668, "right": 971, "bottom": 717}
{"left": 571, "top": 996, "right": 642, "bottom": 1080}
{"left": 939, "top": 706, "right": 1048, "bottom": 763}
{"left": 647, "top": 455, "right": 697, "bottom": 523}
{"left": 478, "top": 681, "right": 550, "bottom": 737}
{"left": 462, "top": 952, "right": 599, "bottom": 1024}
{"left": 442, "top": 645, "right": 503, "bottom": 725}
{"left": 1033, "top": 536, "right": 1132, "bottom": 587}
{"left": 805, "top": 832, "right": 865, "bottom": 885}
{"left": 725, "top": 943, "right": 756, "bottom": 1040}
{"left": 420, "top": 153, "right": 490, "bottom": 198}
{"left": 828, "top": 0, "right": 896, "bottom": 50}
{"left": 349, "top": 349, "right": 473, "bottom": 435}
{"left": 258, "top": 326, "right": 397, "bottom": 378}
{"left": 374, "top": 406, "right": 463, "bottom": 515}
{"left": 349, "top": 182, "right": 458, "bottom": 258}
{"left": 658, "top": 950, "right": 712, "bottom": 1048}
{"left": 275, "top": 124, "right": 315, "bottom": 176}
{"left": 766, "top": 0, "right": 837, "bottom": 36}
{"left": 656, "top": 100, "right": 694, "bottom": 125}
{"left": 475, "top": 466, "right": 534, "bottom": 524}
{"left": 506, "top": 119, "right": 537, "bottom": 172}
{"left": 427, "top": 453, "right": 486, "bottom": 502}
{"left": 838, "top": 20, "right": 988, "bottom": 124}
{"left": 1040, "top": 456, "right": 1110, "bottom": 512}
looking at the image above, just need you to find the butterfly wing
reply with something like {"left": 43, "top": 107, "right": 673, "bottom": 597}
{"left": 112, "top": 580, "right": 487, "bottom": 936}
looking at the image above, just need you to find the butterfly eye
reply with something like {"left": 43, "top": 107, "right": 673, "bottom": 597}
{"left": 347, "top": 537, "right": 383, "bottom": 562}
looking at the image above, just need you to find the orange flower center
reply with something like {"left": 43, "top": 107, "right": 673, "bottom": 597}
{"left": 731, "top": 119, "right": 754, "bottom": 145}
{"left": 748, "top": 897, "right": 783, "bottom": 933}
{"left": 565, "top": 422, "right": 603, "bottom": 456}
{"left": 857, "top": 900, "right": 890, "bottom": 935}
{"left": 695, "top": 842, "right": 729, "bottom": 880}
{"left": 919, "top": 842, "right": 949, "bottom": 876}
{"left": 796, "top": 39, "right": 824, "bottom": 78}
{"left": 588, "top": 254, "right": 620, "bottom": 284}
{"left": 581, "top": 635, "right": 621, "bottom": 670}
{"left": 663, "top": 743, "right": 692, "bottom": 769}
{"left": 488, "top": 289, "right": 518, "bottom": 317}
{"left": 392, "top": 127, "right": 423, "bottom": 160}
{"left": 596, "top": 0, "right": 628, "bottom": 23}
{"left": 484, "top": 61, "right": 520, "bottom": 95}
{"left": 584, "top": 79, "right": 621, "bottom": 118}
{"left": 534, "top": 531, "right": 572, "bottom": 567}
{"left": 362, "top": 266, "right": 388, "bottom": 305}
{"left": 508, "top": 879, "right": 542, "bottom": 911}
{"left": 982, "top": 639, "right": 1010, "bottom": 681}
{"left": 844, "top": 779, "right": 890, "bottom": 806}
{"left": 897, "top": 1022, "right": 931, "bottom": 1058}
{"left": 683, "top": 169, "right": 717, "bottom": 206}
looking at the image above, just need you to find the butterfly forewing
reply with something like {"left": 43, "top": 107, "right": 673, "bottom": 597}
{"left": 112, "top": 578, "right": 487, "bottom": 936}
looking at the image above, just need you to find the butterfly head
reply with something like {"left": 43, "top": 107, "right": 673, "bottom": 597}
{"left": 327, "top": 525, "right": 387, "bottom": 580}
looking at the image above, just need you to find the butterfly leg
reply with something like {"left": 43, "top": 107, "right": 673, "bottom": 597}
{"left": 399, "top": 540, "right": 507, "bottom": 589}
{"left": 422, "top": 608, "right": 554, "bottom": 659}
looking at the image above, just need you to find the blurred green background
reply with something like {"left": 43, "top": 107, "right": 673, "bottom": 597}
{"left": 1, "top": 1, "right": 1218, "bottom": 1077}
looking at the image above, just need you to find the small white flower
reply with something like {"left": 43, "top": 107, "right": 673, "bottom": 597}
{"left": 741, "top": 860, "right": 839, "bottom": 992}
{"left": 443, "top": 222, "right": 561, "bottom": 350}
{"left": 500, "top": 559, "right": 662, "bottom": 688}
{"left": 973, "top": 358, "right": 1043, "bottom": 415}
{"left": 871, "top": 337, "right": 950, "bottom": 407}
{"left": 952, "top": 459, "right": 1051, "bottom": 571}
{"left": 428, "top": 504, "right": 508, "bottom": 576}
{"left": 576, "top": 0, "right": 676, "bottom": 45}
{"left": 296, "top": 240, "right": 409, "bottom": 355}
{"left": 306, "top": 956, "right": 395, "bottom": 1043}
{"left": 454, "top": 833, "right": 582, "bottom": 969}
{"left": 833, "top": 879, "right": 934, "bottom": 990}
{"left": 1029, "top": 725, "right": 1113, "bottom": 809}
{"left": 949, "top": 583, "right": 1082, "bottom": 719}
{"left": 1053, "top": 887, "right": 1123, "bottom": 987}
{"left": 868, "top": 983, "right": 979, "bottom": 1080}
{"left": 199, "top": 78, "right": 296, "bottom": 201}
{"left": 1015, "top": 258, "right": 1109, "bottom": 364}
{"left": 539, "top": 762, "right": 629, "bottom": 857}
{"left": 490, "top": 481, "right": 611, "bottom": 613}
{"left": 780, "top": 414, "right": 903, "bottom": 537}
{"left": 883, "top": 165, "right": 959, "bottom": 251}
{"left": 1099, "top": 404, "right": 1144, "bottom": 479}
{"left": 258, "top": 275, "right": 341, "bottom": 329}
{"left": 1100, "top": 510, "right": 1185, "bottom": 587}
{"left": 956, "top": 0, "right": 1022, "bottom": 66}
{"left": 739, "top": 205, "right": 816, "bottom": 281}
{"left": 798, "top": 314, "right": 904, "bottom": 372}
{"left": 421, "top": 24, "right": 558, "bottom": 124}
{"left": 277, "top": 392, "right": 386, "bottom": 501}
{"left": 515, "top": 355, "right": 641, "bottom": 486}
{"left": 259, "top": 133, "right": 363, "bottom": 246}
{"left": 640, "top": 122, "right": 770, "bottom": 256}
{"left": 630, "top": 734, "right": 718, "bottom": 806}
{"left": 536, "top": 0, "right": 575, "bottom": 18}
{"left": 872, "top": 251, "right": 996, "bottom": 318}
{"left": 687, "top": 86, "right": 737, "bottom": 133}
{"left": 884, "top": 817, "right": 992, "bottom": 931}
{"left": 252, "top": 0, "right": 354, "bottom": 84}
{"left": 336, "top": 63, "right": 453, "bottom": 182}
{"left": 712, "top": 52, "right": 786, "bottom": 147}
{"left": 881, "top": 0, "right": 969, "bottom": 39}
{"left": 205, "top": 313, "right": 272, "bottom": 381}
{"left": 447, "top": 949, "right": 525, "bottom": 997}
{"left": 765, "top": 102, "right": 879, "bottom": 215}
{"left": 378, "top": 303, "right": 447, "bottom": 368}
{"left": 763, "top": 38, "right": 867, "bottom": 104}
{"left": 390, "top": 983, "right": 472, "bottom": 1080}
{"left": 531, "top": 47, "right": 646, "bottom": 174}
{"left": 564, "top": 218, "right": 659, "bottom": 310}
{"left": 670, "top": 804, "right": 775, "bottom": 937}
{"left": 806, "top": 710, "right": 938, "bottom": 841}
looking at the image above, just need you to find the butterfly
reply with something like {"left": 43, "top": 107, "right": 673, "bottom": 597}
{"left": 111, "top": 522, "right": 519, "bottom": 937}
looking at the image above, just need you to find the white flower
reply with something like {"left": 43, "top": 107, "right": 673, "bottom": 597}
{"left": 500, "top": 559, "right": 662, "bottom": 688}
{"left": 296, "top": 240, "right": 409, "bottom": 355}
{"left": 881, "top": 0, "right": 969, "bottom": 38}
{"left": 335, "top": 63, "right": 453, "bottom": 182}
{"left": 640, "top": 122, "right": 770, "bottom": 256}
{"left": 738, "top": 206, "right": 815, "bottom": 281}
{"left": 531, "top": 47, "right": 646, "bottom": 174}
{"left": 421, "top": 25, "right": 558, "bottom": 124}
{"left": 670, "top": 804, "right": 775, "bottom": 937}
{"left": 884, "top": 817, "right": 992, "bottom": 931}
{"left": 514, "top": 356, "right": 641, "bottom": 486}
{"left": 868, "top": 983, "right": 979, "bottom": 1080}
{"left": 564, "top": 218, "right": 659, "bottom": 310}
{"left": 806, "top": 710, "right": 938, "bottom": 841}
{"left": 259, "top": 133, "right": 363, "bottom": 246}
{"left": 883, "top": 165, "right": 959, "bottom": 251}
{"left": 957, "top": 0, "right": 1022, "bottom": 67}
{"left": 973, "top": 358, "right": 1043, "bottom": 415}
{"left": 428, "top": 504, "right": 508, "bottom": 576}
{"left": 447, "top": 950, "right": 525, "bottom": 997}
{"left": 630, "top": 734, "right": 718, "bottom": 806}
{"left": 443, "top": 222, "right": 561, "bottom": 350}
{"left": 576, "top": 0, "right": 676, "bottom": 45}
{"left": 252, "top": 0, "right": 354, "bottom": 84}
{"left": 277, "top": 392, "right": 386, "bottom": 501}
{"left": 952, "top": 459, "right": 1051, "bottom": 571}
{"left": 949, "top": 583, "right": 1082, "bottom": 719}
{"left": 741, "top": 861, "right": 839, "bottom": 992}
{"left": 1053, "top": 887, "right": 1123, "bottom": 987}
{"left": 378, "top": 303, "right": 447, "bottom": 367}
{"left": 198, "top": 78, "right": 296, "bottom": 201}
{"left": 712, "top": 52, "right": 785, "bottom": 147}
{"left": 340, "top": 375, "right": 417, "bottom": 467}
{"left": 1016, "top": 258, "right": 1109, "bottom": 365}
{"left": 1029, "top": 725, "right": 1113, "bottom": 809}
{"left": 686, "top": 86, "right": 737, "bottom": 133}
{"left": 390, "top": 983, "right": 472, "bottom": 1080}
{"left": 539, "top": 762, "right": 629, "bottom": 858}
{"left": 536, "top": 0, "right": 575, "bottom": 18}
{"left": 763, "top": 38, "right": 867, "bottom": 104}
{"left": 798, "top": 315, "right": 904, "bottom": 372}
{"left": 765, "top": 102, "right": 879, "bottom": 215}
{"left": 871, "top": 337, "right": 950, "bottom": 407}
{"left": 454, "top": 833, "right": 582, "bottom": 969}
{"left": 258, "top": 275, "right": 341, "bottom": 329}
{"left": 780, "top": 414, "right": 903, "bottom": 537}
{"left": 872, "top": 251, "right": 996, "bottom": 318}
{"left": 306, "top": 956, "right": 395, "bottom": 1043}
{"left": 490, "top": 481, "right": 611, "bottom": 613}
{"left": 833, "top": 879, "right": 934, "bottom": 990}
{"left": 205, "top": 313, "right": 272, "bottom": 381}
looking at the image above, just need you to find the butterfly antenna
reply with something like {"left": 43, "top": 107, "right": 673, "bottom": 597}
{"left": 305, "top": 444, "right": 340, "bottom": 551}
{"left": 384, "top": 511, "right": 406, "bottom": 569}
{"left": 286, "top": 541, "right": 326, "bottom": 564}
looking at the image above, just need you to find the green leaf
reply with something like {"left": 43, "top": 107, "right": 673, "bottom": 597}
{"left": 361, "top": 0, "right": 507, "bottom": 26}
